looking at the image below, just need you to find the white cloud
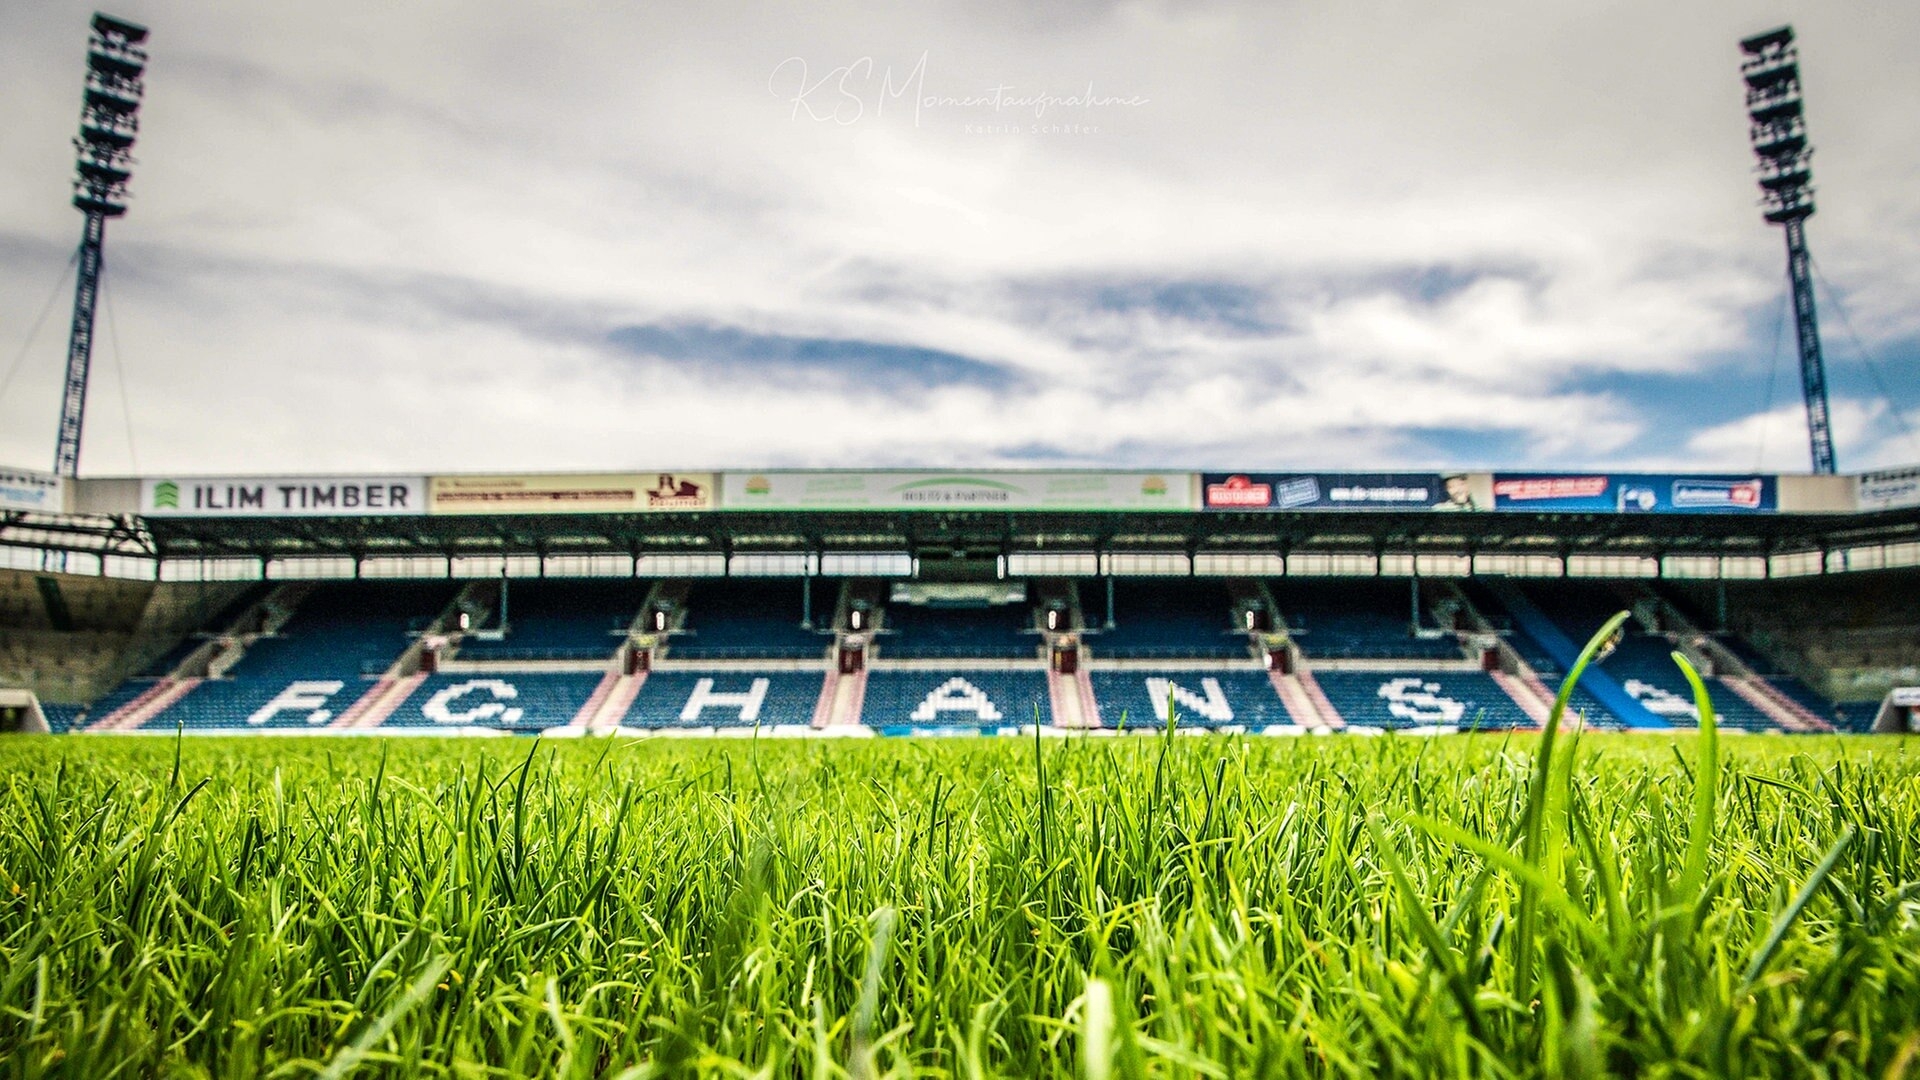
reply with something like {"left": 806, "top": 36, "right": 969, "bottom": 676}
{"left": 1, "top": 0, "right": 1916, "bottom": 474}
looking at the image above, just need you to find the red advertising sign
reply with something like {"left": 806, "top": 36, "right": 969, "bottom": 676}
{"left": 1204, "top": 475, "right": 1274, "bottom": 508}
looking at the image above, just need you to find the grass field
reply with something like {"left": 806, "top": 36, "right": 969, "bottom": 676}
{"left": 3, "top": 696, "right": 1918, "bottom": 1075}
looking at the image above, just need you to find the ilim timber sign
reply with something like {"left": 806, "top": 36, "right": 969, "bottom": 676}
{"left": 139, "top": 476, "right": 427, "bottom": 517}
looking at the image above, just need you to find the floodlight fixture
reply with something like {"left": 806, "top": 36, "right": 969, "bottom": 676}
{"left": 1740, "top": 25, "right": 1835, "bottom": 474}
{"left": 54, "top": 13, "right": 149, "bottom": 478}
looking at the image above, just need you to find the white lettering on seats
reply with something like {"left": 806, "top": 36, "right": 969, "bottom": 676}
{"left": 1623, "top": 678, "right": 1699, "bottom": 719}
{"left": 680, "top": 678, "right": 770, "bottom": 722}
{"left": 1142, "top": 677, "right": 1234, "bottom": 723}
{"left": 1376, "top": 678, "right": 1466, "bottom": 724}
{"left": 248, "top": 680, "right": 345, "bottom": 726}
{"left": 910, "top": 677, "right": 1003, "bottom": 722}
{"left": 424, "top": 679, "right": 525, "bottom": 725}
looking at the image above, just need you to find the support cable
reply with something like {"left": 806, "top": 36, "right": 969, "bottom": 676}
{"left": 0, "top": 249, "right": 81, "bottom": 409}
{"left": 101, "top": 271, "right": 140, "bottom": 474}
{"left": 1755, "top": 286, "right": 1788, "bottom": 470}
{"left": 1809, "top": 256, "right": 1920, "bottom": 460}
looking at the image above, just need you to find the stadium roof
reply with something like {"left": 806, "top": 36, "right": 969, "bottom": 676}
{"left": 2, "top": 467, "right": 1916, "bottom": 574}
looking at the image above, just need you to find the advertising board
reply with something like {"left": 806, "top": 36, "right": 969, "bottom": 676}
{"left": 429, "top": 473, "right": 715, "bottom": 514}
{"left": 1199, "top": 472, "right": 1490, "bottom": 511}
{"left": 140, "top": 476, "right": 427, "bottom": 517}
{"left": 0, "top": 468, "right": 64, "bottom": 513}
{"left": 720, "top": 472, "right": 1193, "bottom": 511}
{"left": 1491, "top": 473, "right": 1776, "bottom": 513}
{"left": 1858, "top": 466, "right": 1920, "bottom": 512}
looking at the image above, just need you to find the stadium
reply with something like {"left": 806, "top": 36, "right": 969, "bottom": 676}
{"left": 4, "top": 465, "right": 1920, "bottom": 738}
{"left": 2, "top": 7, "right": 1919, "bottom": 1079}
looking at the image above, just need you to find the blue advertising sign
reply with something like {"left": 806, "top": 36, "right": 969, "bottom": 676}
{"left": 1201, "top": 473, "right": 1484, "bottom": 511}
{"left": 1491, "top": 474, "right": 1776, "bottom": 513}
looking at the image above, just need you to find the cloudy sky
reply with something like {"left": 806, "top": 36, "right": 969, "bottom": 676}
{"left": 1, "top": 0, "right": 1916, "bottom": 477}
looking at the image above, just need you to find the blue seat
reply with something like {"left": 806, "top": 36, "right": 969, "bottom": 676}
{"left": 1596, "top": 635, "right": 1779, "bottom": 731}
{"left": 668, "top": 581, "right": 833, "bottom": 661}
{"left": 1274, "top": 580, "right": 1463, "bottom": 660}
{"left": 142, "top": 583, "right": 451, "bottom": 731}
{"left": 383, "top": 672, "right": 605, "bottom": 732}
{"left": 860, "top": 669, "right": 1049, "bottom": 731}
{"left": 880, "top": 602, "right": 1035, "bottom": 659}
{"left": 458, "top": 580, "right": 650, "bottom": 661}
{"left": 1080, "top": 580, "right": 1249, "bottom": 660}
{"left": 1313, "top": 670, "right": 1536, "bottom": 731}
{"left": 1089, "top": 669, "right": 1292, "bottom": 729}
{"left": 1465, "top": 581, "right": 1626, "bottom": 727}
{"left": 624, "top": 670, "right": 826, "bottom": 727}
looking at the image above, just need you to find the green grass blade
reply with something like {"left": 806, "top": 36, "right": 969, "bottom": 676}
{"left": 1739, "top": 824, "right": 1857, "bottom": 993}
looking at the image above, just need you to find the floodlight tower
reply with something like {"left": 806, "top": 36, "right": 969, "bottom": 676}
{"left": 54, "top": 13, "right": 148, "bottom": 478}
{"left": 1740, "top": 26, "right": 1836, "bottom": 474}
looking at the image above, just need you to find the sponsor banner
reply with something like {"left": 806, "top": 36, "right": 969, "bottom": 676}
{"left": 140, "top": 476, "right": 426, "bottom": 517}
{"left": 1890, "top": 687, "right": 1920, "bottom": 707}
{"left": 429, "top": 472, "right": 715, "bottom": 514}
{"left": 1200, "top": 472, "right": 1490, "bottom": 511}
{"left": 1777, "top": 474, "right": 1857, "bottom": 513}
{"left": 721, "top": 471, "right": 1193, "bottom": 511}
{"left": 1491, "top": 473, "right": 1776, "bottom": 513}
{"left": 1858, "top": 466, "right": 1920, "bottom": 512}
{"left": 0, "top": 468, "right": 64, "bottom": 513}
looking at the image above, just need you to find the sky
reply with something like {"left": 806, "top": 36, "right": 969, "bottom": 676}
{"left": 1, "top": 0, "right": 1917, "bottom": 478}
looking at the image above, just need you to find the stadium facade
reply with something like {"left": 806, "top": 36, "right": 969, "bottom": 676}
{"left": 3, "top": 464, "right": 1917, "bottom": 738}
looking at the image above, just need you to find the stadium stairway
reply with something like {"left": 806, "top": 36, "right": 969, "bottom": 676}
{"left": 1056, "top": 582, "right": 1103, "bottom": 726}
{"left": 821, "top": 664, "right": 867, "bottom": 727}
{"left": 572, "top": 671, "right": 642, "bottom": 732}
{"left": 333, "top": 583, "right": 491, "bottom": 729}
{"left": 1480, "top": 580, "right": 1662, "bottom": 728}
{"left": 1432, "top": 580, "right": 1553, "bottom": 725}
{"left": 1268, "top": 666, "right": 1340, "bottom": 728}
{"left": 1624, "top": 583, "right": 1835, "bottom": 732}
{"left": 1251, "top": 582, "right": 1346, "bottom": 728}
{"left": 86, "top": 583, "right": 314, "bottom": 732}
{"left": 1045, "top": 663, "right": 1096, "bottom": 728}
{"left": 135, "top": 582, "right": 451, "bottom": 732}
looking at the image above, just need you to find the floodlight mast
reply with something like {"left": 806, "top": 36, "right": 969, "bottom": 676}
{"left": 1740, "top": 25, "right": 1836, "bottom": 475}
{"left": 55, "top": 13, "right": 148, "bottom": 478}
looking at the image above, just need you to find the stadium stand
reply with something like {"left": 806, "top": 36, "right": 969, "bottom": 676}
{"left": 0, "top": 571, "right": 258, "bottom": 709}
{"left": 1664, "top": 574, "right": 1918, "bottom": 729}
{"left": 1272, "top": 579, "right": 1464, "bottom": 660}
{"left": 879, "top": 600, "right": 1036, "bottom": 659}
{"left": 623, "top": 670, "right": 826, "bottom": 728}
{"left": 1590, "top": 634, "right": 1775, "bottom": 731}
{"left": 667, "top": 581, "right": 833, "bottom": 660}
{"left": 860, "top": 669, "right": 1050, "bottom": 731}
{"left": 455, "top": 580, "right": 649, "bottom": 661}
{"left": 1312, "top": 670, "right": 1537, "bottom": 731}
{"left": 381, "top": 672, "right": 604, "bottom": 732}
{"left": 1079, "top": 580, "right": 1250, "bottom": 660}
{"left": 1089, "top": 669, "right": 1294, "bottom": 729}
{"left": 139, "top": 583, "right": 452, "bottom": 730}
{"left": 12, "top": 558, "right": 1913, "bottom": 738}
{"left": 37, "top": 703, "right": 84, "bottom": 733}
{"left": 1470, "top": 581, "right": 1649, "bottom": 728}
